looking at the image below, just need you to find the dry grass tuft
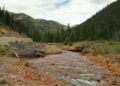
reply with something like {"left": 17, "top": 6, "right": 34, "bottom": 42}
{"left": 45, "top": 48, "right": 62, "bottom": 55}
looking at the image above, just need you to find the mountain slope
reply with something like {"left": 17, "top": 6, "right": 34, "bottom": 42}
{"left": 73, "top": 0, "right": 120, "bottom": 41}
{"left": 13, "top": 13, "right": 67, "bottom": 31}
{"left": 0, "top": 21, "right": 21, "bottom": 37}
{"left": 0, "top": 8, "right": 67, "bottom": 42}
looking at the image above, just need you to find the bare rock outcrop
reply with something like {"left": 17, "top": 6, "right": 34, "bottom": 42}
{"left": 10, "top": 43, "right": 45, "bottom": 58}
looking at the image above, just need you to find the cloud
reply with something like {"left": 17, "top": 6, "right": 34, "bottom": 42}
{"left": 55, "top": 0, "right": 71, "bottom": 9}
{"left": 90, "top": 0, "right": 115, "bottom": 4}
{"left": 0, "top": 0, "right": 116, "bottom": 25}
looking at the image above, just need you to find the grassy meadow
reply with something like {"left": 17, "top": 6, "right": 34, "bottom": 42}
{"left": 73, "top": 41, "right": 120, "bottom": 55}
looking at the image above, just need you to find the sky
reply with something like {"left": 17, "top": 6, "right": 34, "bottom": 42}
{"left": 0, "top": 0, "right": 117, "bottom": 25}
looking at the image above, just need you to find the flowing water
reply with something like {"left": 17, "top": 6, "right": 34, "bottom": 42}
{"left": 29, "top": 46, "right": 118, "bottom": 86}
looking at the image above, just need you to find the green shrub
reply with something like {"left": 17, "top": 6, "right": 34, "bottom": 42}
{"left": 108, "top": 41, "right": 114, "bottom": 45}
{"left": 0, "top": 47, "right": 9, "bottom": 52}
{"left": 102, "top": 48, "right": 110, "bottom": 54}
{"left": 9, "top": 41, "right": 19, "bottom": 45}
{"left": 113, "top": 48, "right": 120, "bottom": 54}
{"left": 115, "top": 58, "right": 120, "bottom": 63}
{"left": 0, "top": 78, "right": 9, "bottom": 85}
{"left": 92, "top": 48, "right": 110, "bottom": 55}
{"left": 82, "top": 48, "right": 93, "bottom": 54}
{"left": 92, "top": 48, "right": 100, "bottom": 55}
{"left": 75, "top": 41, "right": 120, "bottom": 55}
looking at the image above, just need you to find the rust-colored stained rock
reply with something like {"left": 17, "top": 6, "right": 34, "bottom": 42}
{"left": 84, "top": 54, "right": 120, "bottom": 86}
{"left": 62, "top": 45, "right": 82, "bottom": 52}
{"left": 14, "top": 58, "right": 71, "bottom": 86}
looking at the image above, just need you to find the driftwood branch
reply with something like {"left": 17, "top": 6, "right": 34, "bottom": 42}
{"left": 11, "top": 51, "right": 19, "bottom": 58}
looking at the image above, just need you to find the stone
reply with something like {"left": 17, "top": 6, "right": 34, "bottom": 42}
{"left": 10, "top": 43, "right": 45, "bottom": 58}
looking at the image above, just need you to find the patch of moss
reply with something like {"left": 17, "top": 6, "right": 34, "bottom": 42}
{"left": 116, "top": 58, "right": 120, "bottom": 63}
{"left": 82, "top": 48, "right": 93, "bottom": 54}
{"left": 0, "top": 78, "right": 10, "bottom": 85}
{"left": 9, "top": 41, "right": 19, "bottom": 45}
{"left": 0, "top": 46, "right": 9, "bottom": 52}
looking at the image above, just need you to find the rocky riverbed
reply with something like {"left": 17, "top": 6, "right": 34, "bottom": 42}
{"left": 0, "top": 44, "right": 120, "bottom": 86}
{"left": 29, "top": 45, "right": 120, "bottom": 86}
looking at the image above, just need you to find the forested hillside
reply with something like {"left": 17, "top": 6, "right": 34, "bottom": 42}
{"left": 72, "top": 0, "right": 120, "bottom": 41}
{"left": 0, "top": 7, "right": 68, "bottom": 42}
{"left": 14, "top": 13, "right": 67, "bottom": 31}
{"left": 0, "top": 0, "right": 119, "bottom": 44}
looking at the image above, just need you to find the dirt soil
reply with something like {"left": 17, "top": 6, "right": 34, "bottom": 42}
{"left": 0, "top": 29, "right": 21, "bottom": 37}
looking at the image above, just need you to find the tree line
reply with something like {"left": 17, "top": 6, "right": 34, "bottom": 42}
{"left": 0, "top": 0, "right": 119, "bottom": 45}
{"left": 73, "top": 0, "right": 120, "bottom": 41}
{"left": 0, "top": 7, "right": 76, "bottom": 44}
